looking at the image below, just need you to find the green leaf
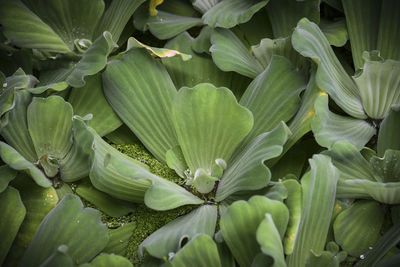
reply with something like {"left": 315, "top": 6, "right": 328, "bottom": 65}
{"left": 170, "top": 234, "right": 222, "bottom": 267}
{"left": 216, "top": 122, "right": 290, "bottom": 201}
{"left": 343, "top": 0, "right": 400, "bottom": 69}
{"left": 354, "top": 52, "right": 400, "bottom": 119}
{"left": 74, "top": 119, "right": 202, "bottom": 208}
{"left": 139, "top": 205, "right": 217, "bottom": 259}
{"left": 287, "top": 154, "right": 339, "bottom": 267}
{"left": 147, "top": 11, "right": 203, "bottom": 40}
{"left": 210, "top": 28, "right": 264, "bottom": 78}
{"left": 256, "top": 214, "right": 286, "bottom": 267}
{"left": 0, "top": 187, "right": 26, "bottom": 265}
{"left": 69, "top": 74, "right": 122, "bottom": 136}
{"left": 19, "top": 194, "right": 109, "bottom": 266}
{"left": 65, "top": 31, "right": 118, "bottom": 88}
{"left": 378, "top": 105, "right": 400, "bottom": 156}
{"left": 172, "top": 83, "right": 253, "bottom": 193}
{"left": 162, "top": 32, "right": 236, "bottom": 90}
{"left": 0, "top": 165, "right": 17, "bottom": 193}
{"left": 124, "top": 37, "right": 192, "bottom": 61}
{"left": 191, "top": 26, "right": 212, "bottom": 53}
{"left": 3, "top": 176, "right": 58, "bottom": 266}
{"left": 0, "top": 0, "right": 70, "bottom": 53}
{"left": 333, "top": 200, "right": 384, "bottom": 257}
{"left": 39, "top": 245, "right": 74, "bottom": 267}
{"left": 251, "top": 37, "right": 308, "bottom": 71}
{"left": 1, "top": 90, "right": 37, "bottom": 162}
{"left": 320, "top": 19, "right": 348, "bottom": 47}
{"left": 220, "top": 195, "right": 289, "bottom": 267}
{"left": 27, "top": 96, "right": 73, "bottom": 177}
{"left": 266, "top": 0, "right": 320, "bottom": 38}
{"left": 312, "top": 94, "right": 376, "bottom": 149}
{"left": 355, "top": 220, "right": 400, "bottom": 267}
{"left": 103, "top": 222, "right": 136, "bottom": 256}
{"left": 292, "top": 18, "right": 366, "bottom": 119}
{"left": 75, "top": 178, "right": 134, "bottom": 217}
{"left": 103, "top": 48, "right": 178, "bottom": 162}
{"left": 105, "top": 124, "right": 139, "bottom": 145}
{"left": 81, "top": 253, "right": 133, "bottom": 267}
{"left": 282, "top": 179, "right": 302, "bottom": 256}
{"left": 202, "top": 0, "right": 269, "bottom": 28}
{"left": 238, "top": 56, "right": 305, "bottom": 147}
{"left": 192, "top": 0, "right": 220, "bottom": 13}
{"left": 343, "top": 179, "right": 400, "bottom": 204}
{"left": 94, "top": 0, "right": 146, "bottom": 42}
{"left": 370, "top": 150, "right": 400, "bottom": 183}
{"left": 0, "top": 141, "right": 51, "bottom": 187}
{"left": 323, "top": 141, "right": 376, "bottom": 182}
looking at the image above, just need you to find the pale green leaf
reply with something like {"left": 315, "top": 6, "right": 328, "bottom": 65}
{"left": 66, "top": 31, "right": 118, "bottom": 88}
{"left": 203, "top": 0, "right": 269, "bottom": 28}
{"left": 377, "top": 105, "right": 400, "bottom": 156}
{"left": 287, "top": 154, "right": 339, "bottom": 267}
{"left": 75, "top": 178, "right": 134, "bottom": 217}
{"left": 103, "top": 222, "right": 136, "bottom": 256}
{"left": 354, "top": 52, "right": 400, "bottom": 119}
{"left": 220, "top": 195, "right": 289, "bottom": 267}
{"left": 210, "top": 28, "right": 264, "bottom": 78}
{"left": 256, "top": 214, "right": 287, "bottom": 267}
{"left": 103, "top": 48, "right": 178, "bottom": 162}
{"left": 39, "top": 245, "right": 73, "bottom": 267}
{"left": 0, "top": 141, "right": 51, "bottom": 187}
{"left": 370, "top": 150, "right": 400, "bottom": 183}
{"left": 0, "top": 165, "right": 17, "bottom": 193}
{"left": 81, "top": 253, "right": 133, "bottom": 267}
{"left": 333, "top": 200, "right": 384, "bottom": 257}
{"left": 170, "top": 234, "right": 222, "bottom": 267}
{"left": 312, "top": 94, "right": 375, "bottom": 149}
{"left": 139, "top": 205, "right": 217, "bottom": 259}
{"left": 69, "top": 74, "right": 122, "bottom": 136}
{"left": 172, "top": 83, "right": 253, "bottom": 193}
{"left": 94, "top": 0, "right": 146, "bottom": 42}
{"left": 216, "top": 122, "right": 290, "bottom": 201}
{"left": 292, "top": 18, "right": 366, "bottom": 119}
{"left": 320, "top": 19, "right": 348, "bottom": 47}
{"left": 192, "top": 0, "right": 221, "bottom": 13}
{"left": 238, "top": 55, "right": 305, "bottom": 147}
{"left": 147, "top": 11, "right": 203, "bottom": 40}
{"left": 20, "top": 194, "right": 109, "bottom": 266}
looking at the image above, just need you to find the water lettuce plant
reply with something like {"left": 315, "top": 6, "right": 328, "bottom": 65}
{"left": 1, "top": 0, "right": 400, "bottom": 266}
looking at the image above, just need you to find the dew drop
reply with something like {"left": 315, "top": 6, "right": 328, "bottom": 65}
{"left": 360, "top": 255, "right": 365, "bottom": 259}
{"left": 3, "top": 83, "right": 7, "bottom": 87}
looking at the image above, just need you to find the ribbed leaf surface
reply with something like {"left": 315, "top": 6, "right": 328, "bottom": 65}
{"left": 333, "top": 200, "right": 384, "bottom": 257}
{"left": 354, "top": 52, "right": 400, "bottom": 119}
{"left": 312, "top": 94, "right": 375, "bottom": 149}
{"left": 292, "top": 18, "right": 366, "bottom": 119}
{"left": 103, "top": 48, "right": 178, "bottom": 162}
{"left": 266, "top": 0, "right": 320, "bottom": 38}
{"left": 210, "top": 28, "right": 264, "bottom": 78}
{"left": 1, "top": 90, "right": 36, "bottom": 162}
{"left": 287, "top": 154, "right": 339, "bottom": 267}
{"left": 170, "top": 234, "right": 222, "bottom": 267}
{"left": 147, "top": 11, "right": 203, "bottom": 40}
{"left": 172, "top": 83, "right": 253, "bottom": 192}
{"left": 162, "top": 32, "right": 235, "bottom": 90}
{"left": 69, "top": 74, "right": 122, "bottom": 136}
{"left": 20, "top": 194, "right": 109, "bottom": 266}
{"left": 4, "top": 176, "right": 58, "bottom": 266}
{"left": 256, "top": 214, "right": 286, "bottom": 267}
{"left": 0, "top": 0, "right": 70, "bottom": 53}
{"left": 203, "top": 0, "right": 269, "bottom": 28}
{"left": 220, "top": 196, "right": 289, "bottom": 267}
{"left": 103, "top": 222, "right": 136, "bottom": 256}
{"left": 139, "top": 205, "right": 217, "bottom": 259}
{"left": 216, "top": 122, "right": 290, "bottom": 201}
{"left": 238, "top": 56, "right": 305, "bottom": 147}
{"left": 377, "top": 105, "right": 400, "bottom": 156}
